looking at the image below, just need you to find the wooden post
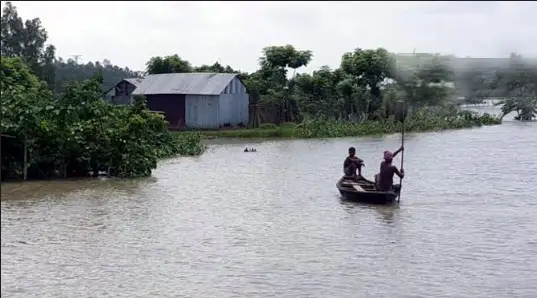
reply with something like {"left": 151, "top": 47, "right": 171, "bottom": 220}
{"left": 395, "top": 101, "right": 407, "bottom": 202}
{"left": 256, "top": 104, "right": 261, "bottom": 128}
{"left": 0, "top": 134, "right": 2, "bottom": 182}
{"left": 1, "top": 134, "right": 17, "bottom": 182}
{"left": 23, "top": 138, "right": 28, "bottom": 181}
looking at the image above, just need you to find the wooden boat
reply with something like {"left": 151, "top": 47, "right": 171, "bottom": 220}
{"left": 336, "top": 175, "right": 400, "bottom": 205}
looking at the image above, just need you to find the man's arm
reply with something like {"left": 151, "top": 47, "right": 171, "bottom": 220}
{"left": 393, "top": 146, "right": 404, "bottom": 158}
{"left": 351, "top": 156, "right": 364, "bottom": 163}
{"left": 394, "top": 167, "right": 404, "bottom": 179}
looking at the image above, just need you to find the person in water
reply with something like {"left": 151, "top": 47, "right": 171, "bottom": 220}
{"left": 343, "top": 147, "right": 364, "bottom": 177}
{"left": 376, "top": 146, "right": 404, "bottom": 192}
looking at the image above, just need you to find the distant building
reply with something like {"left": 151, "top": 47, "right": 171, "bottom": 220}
{"left": 130, "top": 73, "right": 249, "bottom": 129}
{"left": 103, "top": 78, "right": 144, "bottom": 104}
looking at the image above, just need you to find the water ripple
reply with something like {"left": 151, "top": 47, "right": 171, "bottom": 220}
{"left": 2, "top": 121, "right": 537, "bottom": 298}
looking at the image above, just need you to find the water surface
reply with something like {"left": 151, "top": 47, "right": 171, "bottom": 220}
{"left": 2, "top": 120, "right": 536, "bottom": 298}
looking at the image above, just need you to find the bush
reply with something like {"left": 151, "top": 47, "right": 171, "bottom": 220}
{"left": 1, "top": 57, "right": 205, "bottom": 180}
{"left": 172, "top": 132, "right": 206, "bottom": 156}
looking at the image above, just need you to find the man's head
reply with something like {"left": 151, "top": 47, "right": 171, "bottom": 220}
{"left": 384, "top": 150, "right": 394, "bottom": 162}
{"left": 348, "top": 147, "right": 356, "bottom": 157}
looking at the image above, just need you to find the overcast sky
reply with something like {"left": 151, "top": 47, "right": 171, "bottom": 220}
{"left": 6, "top": 1, "right": 537, "bottom": 73}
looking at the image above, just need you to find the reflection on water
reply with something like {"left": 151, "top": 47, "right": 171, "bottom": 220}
{"left": 339, "top": 200, "right": 401, "bottom": 225}
{"left": 2, "top": 118, "right": 537, "bottom": 297}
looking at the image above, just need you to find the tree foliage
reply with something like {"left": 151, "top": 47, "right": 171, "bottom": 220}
{"left": 1, "top": 1, "right": 535, "bottom": 180}
{"left": 54, "top": 58, "right": 142, "bottom": 94}
{"left": 5, "top": 0, "right": 532, "bottom": 125}
{"left": 141, "top": 44, "right": 536, "bottom": 124}
{"left": 494, "top": 54, "right": 537, "bottom": 120}
{"left": 1, "top": 56, "right": 204, "bottom": 181}
{"left": 146, "top": 54, "right": 193, "bottom": 74}
{"left": 1, "top": 2, "right": 144, "bottom": 95}
{"left": 1, "top": 2, "right": 55, "bottom": 87}
{"left": 7, "top": 1, "right": 532, "bottom": 182}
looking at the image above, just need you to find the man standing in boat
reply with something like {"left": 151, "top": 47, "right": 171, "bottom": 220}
{"left": 376, "top": 146, "right": 404, "bottom": 192}
{"left": 343, "top": 147, "right": 364, "bottom": 177}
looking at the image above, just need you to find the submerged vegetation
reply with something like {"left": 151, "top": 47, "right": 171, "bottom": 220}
{"left": 1, "top": 56, "right": 204, "bottom": 181}
{"left": 181, "top": 108, "right": 500, "bottom": 139}
{"left": 1, "top": 2, "right": 534, "bottom": 181}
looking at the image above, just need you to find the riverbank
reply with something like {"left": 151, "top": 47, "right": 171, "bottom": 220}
{"left": 175, "top": 110, "right": 502, "bottom": 139}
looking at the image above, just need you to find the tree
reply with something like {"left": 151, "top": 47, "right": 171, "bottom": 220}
{"left": 340, "top": 48, "right": 396, "bottom": 118}
{"left": 0, "top": 56, "right": 52, "bottom": 139}
{"left": 194, "top": 61, "right": 236, "bottom": 73}
{"left": 295, "top": 66, "right": 342, "bottom": 119}
{"left": 146, "top": 54, "right": 193, "bottom": 74}
{"left": 495, "top": 53, "right": 537, "bottom": 121}
{"left": 259, "top": 44, "right": 313, "bottom": 80}
{"left": 1, "top": 56, "right": 54, "bottom": 179}
{"left": 54, "top": 58, "right": 142, "bottom": 94}
{"left": 394, "top": 54, "right": 455, "bottom": 110}
{"left": 0, "top": 2, "right": 55, "bottom": 87}
{"left": 257, "top": 45, "right": 313, "bottom": 122}
{"left": 1, "top": 57, "right": 203, "bottom": 180}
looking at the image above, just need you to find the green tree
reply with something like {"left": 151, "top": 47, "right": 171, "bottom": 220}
{"left": 340, "top": 48, "right": 395, "bottom": 118}
{"left": 0, "top": 56, "right": 52, "bottom": 139}
{"left": 54, "top": 58, "right": 142, "bottom": 94}
{"left": 1, "top": 56, "right": 53, "bottom": 179}
{"left": 146, "top": 54, "right": 193, "bottom": 74}
{"left": 194, "top": 61, "right": 236, "bottom": 73}
{"left": 495, "top": 53, "right": 537, "bottom": 121}
{"left": 0, "top": 2, "right": 56, "bottom": 87}
{"left": 394, "top": 55, "right": 455, "bottom": 110}
{"left": 1, "top": 57, "right": 204, "bottom": 180}
{"left": 257, "top": 45, "right": 313, "bottom": 122}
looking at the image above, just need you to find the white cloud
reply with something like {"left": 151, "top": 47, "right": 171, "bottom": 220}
{"left": 5, "top": 1, "right": 537, "bottom": 73}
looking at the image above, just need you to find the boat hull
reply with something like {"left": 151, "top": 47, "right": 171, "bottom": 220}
{"left": 336, "top": 176, "right": 399, "bottom": 205}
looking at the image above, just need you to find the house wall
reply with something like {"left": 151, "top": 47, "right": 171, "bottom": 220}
{"left": 135, "top": 76, "right": 249, "bottom": 129}
{"left": 218, "top": 77, "right": 249, "bottom": 126}
{"left": 103, "top": 88, "right": 115, "bottom": 103}
{"left": 113, "top": 80, "right": 137, "bottom": 104}
{"left": 104, "top": 80, "right": 138, "bottom": 105}
{"left": 145, "top": 94, "right": 186, "bottom": 128}
{"left": 185, "top": 95, "right": 220, "bottom": 129}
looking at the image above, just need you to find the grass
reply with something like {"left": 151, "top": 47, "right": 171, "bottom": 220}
{"left": 172, "top": 111, "right": 502, "bottom": 140}
{"left": 173, "top": 123, "right": 297, "bottom": 139}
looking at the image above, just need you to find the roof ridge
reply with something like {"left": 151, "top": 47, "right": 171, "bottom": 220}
{"left": 132, "top": 72, "right": 240, "bottom": 95}
{"left": 147, "top": 72, "right": 237, "bottom": 76}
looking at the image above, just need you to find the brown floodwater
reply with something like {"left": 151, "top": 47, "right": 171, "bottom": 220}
{"left": 2, "top": 113, "right": 536, "bottom": 297}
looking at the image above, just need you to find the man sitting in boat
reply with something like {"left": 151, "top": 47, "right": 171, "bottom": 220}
{"left": 343, "top": 147, "right": 364, "bottom": 177}
{"left": 376, "top": 147, "right": 404, "bottom": 192}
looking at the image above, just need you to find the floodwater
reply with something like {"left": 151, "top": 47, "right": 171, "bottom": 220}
{"left": 2, "top": 114, "right": 537, "bottom": 297}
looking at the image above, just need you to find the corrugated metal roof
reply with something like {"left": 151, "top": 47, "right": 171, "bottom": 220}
{"left": 132, "top": 73, "right": 238, "bottom": 96}
{"left": 124, "top": 77, "right": 144, "bottom": 87}
{"left": 102, "top": 77, "right": 144, "bottom": 94}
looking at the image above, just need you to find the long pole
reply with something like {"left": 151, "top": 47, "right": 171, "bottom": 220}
{"left": 398, "top": 117, "right": 405, "bottom": 202}
{"left": 397, "top": 48, "right": 415, "bottom": 202}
